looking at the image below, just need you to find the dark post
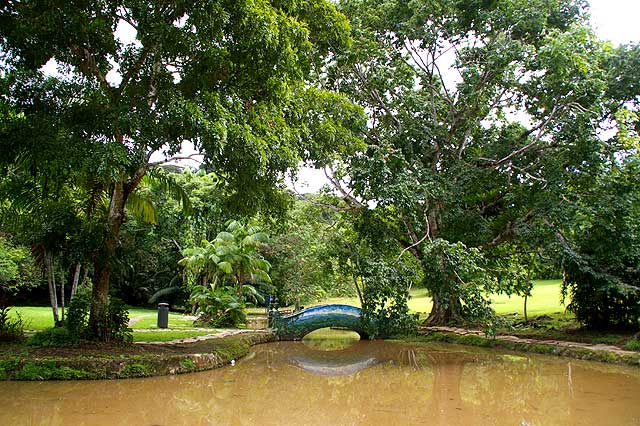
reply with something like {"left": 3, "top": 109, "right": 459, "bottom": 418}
{"left": 157, "top": 303, "right": 169, "bottom": 328}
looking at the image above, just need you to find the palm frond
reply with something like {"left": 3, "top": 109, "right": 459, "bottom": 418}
{"left": 146, "top": 168, "right": 193, "bottom": 215}
{"left": 148, "top": 286, "right": 181, "bottom": 304}
{"left": 126, "top": 191, "right": 158, "bottom": 225}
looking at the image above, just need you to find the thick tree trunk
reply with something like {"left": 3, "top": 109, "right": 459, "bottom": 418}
{"left": 88, "top": 165, "right": 146, "bottom": 339}
{"left": 89, "top": 180, "right": 126, "bottom": 339}
{"left": 426, "top": 291, "right": 463, "bottom": 325}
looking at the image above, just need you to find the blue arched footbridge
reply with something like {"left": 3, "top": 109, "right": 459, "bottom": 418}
{"left": 271, "top": 304, "right": 369, "bottom": 340}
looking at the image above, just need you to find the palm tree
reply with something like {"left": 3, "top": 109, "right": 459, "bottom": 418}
{"left": 180, "top": 220, "right": 271, "bottom": 300}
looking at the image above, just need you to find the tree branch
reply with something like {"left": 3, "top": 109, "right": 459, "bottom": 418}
{"left": 482, "top": 210, "right": 535, "bottom": 249}
{"left": 396, "top": 215, "right": 431, "bottom": 263}
{"left": 149, "top": 154, "right": 203, "bottom": 166}
{"left": 290, "top": 187, "right": 356, "bottom": 213}
{"left": 477, "top": 104, "right": 562, "bottom": 169}
{"left": 324, "top": 167, "right": 365, "bottom": 209}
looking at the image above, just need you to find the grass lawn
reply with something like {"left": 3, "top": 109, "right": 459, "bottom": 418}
{"left": 317, "top": 279, "right": 566, "bottom": 318}
{"left": 127, "top": 309, "right": 197, "bottom": 329}
{"left": 6, "top": 306, "right": 57, "bottom": 331}
{"left": 9, "top": 307, "right": 198, "bottom": 331}
{"left": 490, "top": 279, "right": 566, "bottom": 317}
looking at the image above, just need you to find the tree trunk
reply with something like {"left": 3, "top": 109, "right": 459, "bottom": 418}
{"left": 89, "top": 180, "right": 126, "bottom": 339}
{"left": 523, "top": 292, "right": 528, "bottom": 323}
{"left": 70, "top": 263, "right": 81, "bottom": 301}
{"left": 353, "top": 276, "right": 364, "bottom": 306}
{"left": 45, "top": 251, "right": 60, "bottom": 325}
{"left": 60, "top": 266, "right": 65, "bottom": 323}
{"left": 426, "top": 291, "right": 463, "bottom": 325}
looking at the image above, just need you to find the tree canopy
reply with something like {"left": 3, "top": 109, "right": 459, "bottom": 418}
{"left": 1, "top": 0, "right": 638, "bottom": 333}
{"left": 323, "top": 0, "right": 640, "bottom": 325}
{"left": 0, "top": 0, "right": 361, "bottom": 338}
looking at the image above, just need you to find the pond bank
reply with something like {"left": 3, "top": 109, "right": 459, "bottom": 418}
{"left": 0, "top": 330, "right": 275, "bottom": 381}
{"left": 415, "top": 326, "right": 640, "bottom": 367}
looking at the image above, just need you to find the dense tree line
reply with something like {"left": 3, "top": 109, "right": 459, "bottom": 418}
{"left": 0, "top": 0, "right": 638, "bottom": 337}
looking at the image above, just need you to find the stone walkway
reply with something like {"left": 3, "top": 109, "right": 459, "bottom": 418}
{"left": 424, "top": 326, "right": 639, "bottom": 357}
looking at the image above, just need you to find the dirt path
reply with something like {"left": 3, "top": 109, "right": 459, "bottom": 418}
{"left": 127, "top": 314, "right": 153, "bottom": 327}
{"left": 136, "top": 328, "right": 270, "bottom": 345}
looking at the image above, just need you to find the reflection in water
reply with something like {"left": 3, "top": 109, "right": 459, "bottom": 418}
{"left": 301, "top": 327, "right": 361, "bottom": 351}
{"left": 291, "top": 341, "right": 379, "bottom": 376}
{"left": 1, "top": 340, "right": 639, "bottom": 426}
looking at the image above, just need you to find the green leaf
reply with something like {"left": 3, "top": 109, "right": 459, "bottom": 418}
{"left": 218, "top": 261, "right": 233, "bottom": 275}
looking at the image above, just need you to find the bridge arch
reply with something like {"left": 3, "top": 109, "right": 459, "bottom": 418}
{"left": 272, "top": 304, "right": 369, "bottom": 340}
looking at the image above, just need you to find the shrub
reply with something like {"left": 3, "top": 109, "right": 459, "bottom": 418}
{"left": 624, "top": 338, "right": 640, "bottom": 351}
{"left": 65, "top": 288, "right": 132, "bottom": 343}
{"left": 191, "top": 286, "right": 246, "bottom": 328}
{"left": 0, "top": 306, "right": 25, "bottom": 342}
{"left": 28, "top": 327, "right": 77, "bottom": 347}
{"left": 359, "top": 260, "right": 419, "bottom": 338}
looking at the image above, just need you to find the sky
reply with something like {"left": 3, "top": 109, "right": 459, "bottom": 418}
{"left": 587, "top": 0, "right": 640, "bottom": 46}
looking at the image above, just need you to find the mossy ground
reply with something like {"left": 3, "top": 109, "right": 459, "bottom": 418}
{"left": 406, "top": 331, "right": 640, "bottom": 367}
{"left": 0, "top": 331, "right": 274, "bottom": 381}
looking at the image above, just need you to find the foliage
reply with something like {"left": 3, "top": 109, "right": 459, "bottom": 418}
{"left": 322, "top": 0, "right": 640, "bottom": 327}
{"left": 559, "top": 155, "right": 640, "bottom": 329}
{"left": 64, "top": 286, "right": 92, "bottom": 338}
{"left": 0, "top": 306, "right": 25, "bottom": 342}
{"left": 28, "top": 327, "right": 78, "bottom": 347}
{"left": 64, "top": 288, "right": 132, "bottom": 343}
{"left": 265, "top": 195, "right": 357, "bottom": 307}
{"left": 180, "top": 220, "right": 271, "bottom": 301}
{"left": 359, "top": 259, "right": 418, "bottom": 338}
{"left": 421, "top": 239, "right": 497, "bottom": 324}
{"left": 12, "top": 361, "right": 92, "bottom": 381}
{"left": 0, "top": 0, "right": 358, "bottom": 338}
{"left": 110, "top": 169, "right": 224, "bottom": 308}
{"left": 0, "top": 237, "right": 39, "bottom": 295}
{"left": 190, "top": 285, "right": 247, "bottom": 328}
{"left": 624, "top": 339, "right": 640, "bottom": 352}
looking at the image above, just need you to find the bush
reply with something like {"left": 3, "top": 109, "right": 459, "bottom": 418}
{"left": 0, "top": 306, "right": 25, "bottom": 342}
{"left": 359, "top": 260, "right": 419, "bottom": 338}
{"left": 65, "top": 288, "right": 132, "bottom": 343}
{"left": 624, "top": 337, "right": 640, "bottom": 351}
{"left": 28, "top": 327, "right": 77, "bottom": 347}
{"left": 563, "top": 248, "right": 640, "bottom": 329}
{"left": 191, "top": 286, "right": 246, "bottom": 328}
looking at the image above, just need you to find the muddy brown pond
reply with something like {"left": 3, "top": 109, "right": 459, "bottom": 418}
{"left": 1, "top": 330, "right": 640, "bottom": 426}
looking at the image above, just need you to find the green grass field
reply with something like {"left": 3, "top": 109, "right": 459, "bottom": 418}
{"left": 317, "top": 279, "right": 566, "bottom": 318}
{"left": 8, "top": 307, "right": 198, "bottom": 331}
{"left": 127, "top": 309, "right": 197, "bottom": 329}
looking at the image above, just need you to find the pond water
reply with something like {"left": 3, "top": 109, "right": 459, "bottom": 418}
{"left": 1, "top": 330, "right": 640, "bottom": 426}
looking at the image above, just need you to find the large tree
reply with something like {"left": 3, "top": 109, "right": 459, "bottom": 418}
{"left": 327, "top": 0, "right": 640, "bottom": 324}
{"left": 0, "top": 0, "right": 356, "bottom": 338}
